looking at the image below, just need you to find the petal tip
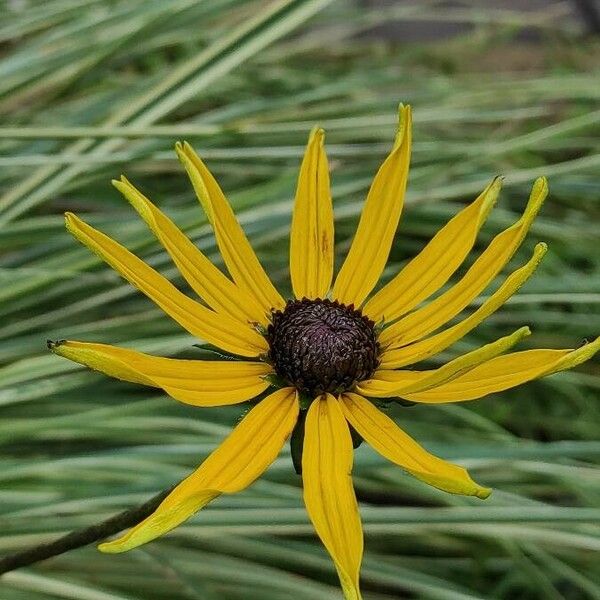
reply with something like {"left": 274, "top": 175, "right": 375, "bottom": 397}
{"left": 564, "top": 334, "right": 600, "bottom": 368}
{"left": 398, "top": 103, "right": 412, "bottom": 126}
{"left": 97, "top": 540, "right": 125, "bottom": 554}
{"left": 589, "top": 334, "right": 600, "bottom": 347}
{"left": 395, "top": 101, "right": 410, "bottom": 119}
{"left": 516, "top": 178, "right": 548, "bottom": 228}
{"left": 476, "top": 486, "right": 492, "bottom": 500}
{"left": 309, "top": 126, "right": 325, "bottom": 142}
{"left": 392, "top": 104, "right": 412, "bottom": 150}
{"left": 531, "top": 176, "right": 549, "bottom": 204}
{"left": 47, "top": 339, "right": 65, "bottom": 351}
{"left": 176, "top": 141, "right": 204, "bottom": 170}
{"left": 583, "top": 335, "right": 600, "bottom": 358}
{"left": 398, "top": 102, "right": 411, "bottom": 115}
{"left": 490, "top": 175, "right": 504, "bottom": 191}
{"left": 64, "top": 212, "right": 79, "bottom": 230}
{"left": 480, "top": 177, "right": 503, "bottom": 217}
{"left": 174, "top": 141, "right": 187, "bottom": 160}
{"left": 112, "top": 178, "right": 131, "bottom": 196}
{"left": 534, "top": 241, "right": 549, "bottom": 258}
{"left": 519, "top": 325, "right": 532, "bottom": 338}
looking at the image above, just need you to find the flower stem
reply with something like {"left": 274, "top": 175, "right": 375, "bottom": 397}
{"left": 0, "top": 487, "right": 172, "bottom": 575}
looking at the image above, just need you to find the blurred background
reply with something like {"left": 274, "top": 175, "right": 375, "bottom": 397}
{"left": 1, "top": 1, "right": 599, "bottom": 598}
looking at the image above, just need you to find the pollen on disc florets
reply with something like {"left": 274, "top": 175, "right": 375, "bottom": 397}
{"left": 266, "top": 298, "right": 380, "bottom": 397}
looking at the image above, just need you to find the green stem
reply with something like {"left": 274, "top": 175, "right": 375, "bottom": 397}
{"left": 0, "top": 487, "right": 172, "bottom": 575}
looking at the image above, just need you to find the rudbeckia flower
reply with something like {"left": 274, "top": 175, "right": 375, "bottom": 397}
{"left": 51, "top": 105, "right": 599, "bottom": 599}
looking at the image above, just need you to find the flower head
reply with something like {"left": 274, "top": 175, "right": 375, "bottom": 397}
{"left": 51, "top": 105, "right": 600, "bottom": 599}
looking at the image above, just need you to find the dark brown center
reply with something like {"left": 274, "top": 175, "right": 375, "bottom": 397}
{"left": 266, "top": 298, "right": 380, "bottom": 397}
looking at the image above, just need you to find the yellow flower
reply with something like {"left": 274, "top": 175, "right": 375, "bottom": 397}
{"left": 51, "top": 105, "right": 599, "bottom": 600}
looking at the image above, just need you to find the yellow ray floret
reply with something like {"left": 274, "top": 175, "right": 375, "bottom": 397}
{"left": 358, "top": 326, "right": 530, "bottom": 397}
{"left": 340, "top": 393, "right": 491, "bottom": 499}
{"left": 333, "top": 105, "right": 412, "bottom": 308}
{"left": 176, "top": 141, "right": 285, "bottom": 314}
{"left": 50, "top": 340, "right": 272, "bottom": 407}
{"left": 363, "top": 176, "right": 502, "bottom": 322}
{"left": 113, "top": 176, "right": 268, "bottom": 326}
{"left": 303, "top": 394, "right": 363, "bottom": 600}
{"left": 65, "top": 213, "right": 267, "bottom": 358}
{"left": 401, "top": 335, "right": 600, "bottom": 403}
{"left": 290, "top": 127, "right": 334, "bottom": 300}
{"left": 99, "top": 387, "right": 299, "bottom": 553}
{"left": 380, "top": 242, "right": 547, "bottom": 368}
{"left": 381, "top": 177, "right": 548, "bottom": 347}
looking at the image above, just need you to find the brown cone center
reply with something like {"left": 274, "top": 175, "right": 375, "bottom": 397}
{"left": 266, "top": 298, "right": 380, "bottom": 397}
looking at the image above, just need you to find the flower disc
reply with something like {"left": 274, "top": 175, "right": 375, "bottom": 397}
{"left": 267, "top": 298, "right": 379, "bottom": 396}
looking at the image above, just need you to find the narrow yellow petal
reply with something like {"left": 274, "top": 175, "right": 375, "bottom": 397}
{"left": 380, "top": 177, "right": 548, "bottom": 346}
{"left": 50, "top": 340, "right": 272, "bottom": 407}
{"left": 358, "top": 326, "right": 530, "bottom": 397}
{"left": 99, "top": 388, "right": 299, "bottom": 552}
{"left": 380, "top": 242, "right": 547, "bottom": 368}
{"left": 65, "top": 213, "right": 267, "bottom": 358}
{"left": 402, "top": 335, "right": 600, "bottom": 403}
{"left": 176, "top": 142, "right": 285, "bottom": 313}
{"left": 303, "top": 394, "right": 363, "bottom": 600}
{"left": 290, "top": 128, "right": 334, "bottom": 299}
{"left": 363, "top": 177, "right": 502, "bottom": 322}
{"left": 340, "top": 393, "right": 491, "bottom": 499}
{"left": 113, "top": 176, "right": 268, "bottom": 326}
{"left": 333, "top": 105, "right": 412, "bottom": 307}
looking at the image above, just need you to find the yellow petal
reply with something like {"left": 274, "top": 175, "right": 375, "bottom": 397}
{"left": 340, "top": 393, "right": 490, "bottom": 499}
{"left": 113, "top": 176, "right": 268, "bottom": 326}
{"left": 290, "top": 128, "right": 334, "bottom": 299}
{"left": 176, "top": 142, "right": 285, "bottom": 313}
{"left": 358, "top": 326, "right": 530, "bottom": 397}
{"left": 402, "top": 335, "right": 600, "bottom": 403}
{"left": 380, "top": 242, "right": 547, "bottom": 368}
{"left": 65, "top": 213, "right": 267, "bottom": 358}
{"left": 381, "top": 177, "right": 548, "bottom": 347}
{"left": 333, "top": 105, "right": 412, "bottom": 308}
{"left": 99, "top": 387, "right": 299, "bottom": 553}
{"left": 50, "top": 340, "right": 272, "bottom": 407}
{"left": 303, "top": 394, "right": 363, "bottom": 600}
{"left": 363, "top": 177, "right": 502, "bottom": 322}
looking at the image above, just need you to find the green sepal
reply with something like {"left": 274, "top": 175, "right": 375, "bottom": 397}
{"left": 261, "top": 373, "right": 288, "bottom": 389}
{"left": 395, "top": 397, "right": 417, "bottom": 407}
{"left": 290, "top": 409, "right": 307, "bottom": 475}
{"left": 253, "top": 322, "right": 268, "bottom": 336}
{"left": 374, "top": 397, "right": 416, "bottom": 409}
{"left": 191, "top": 343, "right": 240, "bottom": 361}
{"left": 374, "top": 318, "right": 386, "bottom": 335}
{"left": 373, "top": 398, "right": 393, "bottom": 410}
{"left": 349, "top": 423, "right": 364, "bottom": 449}
{"left": 298, "top": 391, "right": 313, "bottom": 410}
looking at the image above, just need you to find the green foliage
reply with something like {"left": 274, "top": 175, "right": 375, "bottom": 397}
{"left": 1, "top": 1, "right": 599, "bottom": 598}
